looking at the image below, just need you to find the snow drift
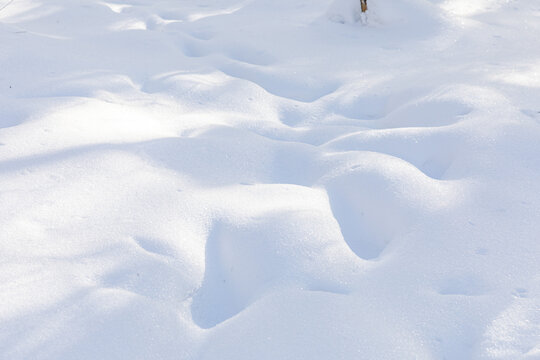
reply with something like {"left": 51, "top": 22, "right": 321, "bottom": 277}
{"left": 1, "top": 0, "right": 540, "bottom": 359}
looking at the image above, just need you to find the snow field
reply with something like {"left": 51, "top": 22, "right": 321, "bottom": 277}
{"left": 1, "top": 0, "right": 540, "bottom": 359}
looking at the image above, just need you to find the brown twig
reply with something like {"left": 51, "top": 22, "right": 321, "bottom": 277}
{"left": 360, "top": 0, "right": 368, "bottom": 13}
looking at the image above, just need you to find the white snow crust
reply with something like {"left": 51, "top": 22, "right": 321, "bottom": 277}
{"left": 1, "top": 0, "right": 540, "bottom": 359}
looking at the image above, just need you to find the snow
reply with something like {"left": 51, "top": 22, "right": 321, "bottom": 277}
{"left": 1, "top": 0, "right": 540, "bottom": 359}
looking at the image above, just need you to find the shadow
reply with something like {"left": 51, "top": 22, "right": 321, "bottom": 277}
{"left": 0, "top": 286, "right": 192, "bottom": 359}
{"left": 321, "top": 153, "right": 460, "bottom": 260}
{"left": 0, "top": 125, "right": 313, "bottom": 189}
{"left": 0, "top": 241, "right": 197, "bottom": 359}
{"left": 191, "top": 202, "right": 359, "bottom": 329}
{"left": 190, "top": 221, "right": 249, "bottom": 329}
{"left": 190, "top": 218, "right": 290, "bottom": 329}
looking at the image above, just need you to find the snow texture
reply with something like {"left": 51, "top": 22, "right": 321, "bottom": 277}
{"left": 1, "top": 0, "right": 540, "bottom": 359}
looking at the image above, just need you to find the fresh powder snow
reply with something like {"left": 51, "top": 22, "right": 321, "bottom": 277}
{"left": 1, "top": 0, "right": 540, "bottom": 359}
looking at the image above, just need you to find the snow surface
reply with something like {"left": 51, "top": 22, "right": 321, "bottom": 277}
{"left": 1, "top": 0, "right": 540, "bottom": 359}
